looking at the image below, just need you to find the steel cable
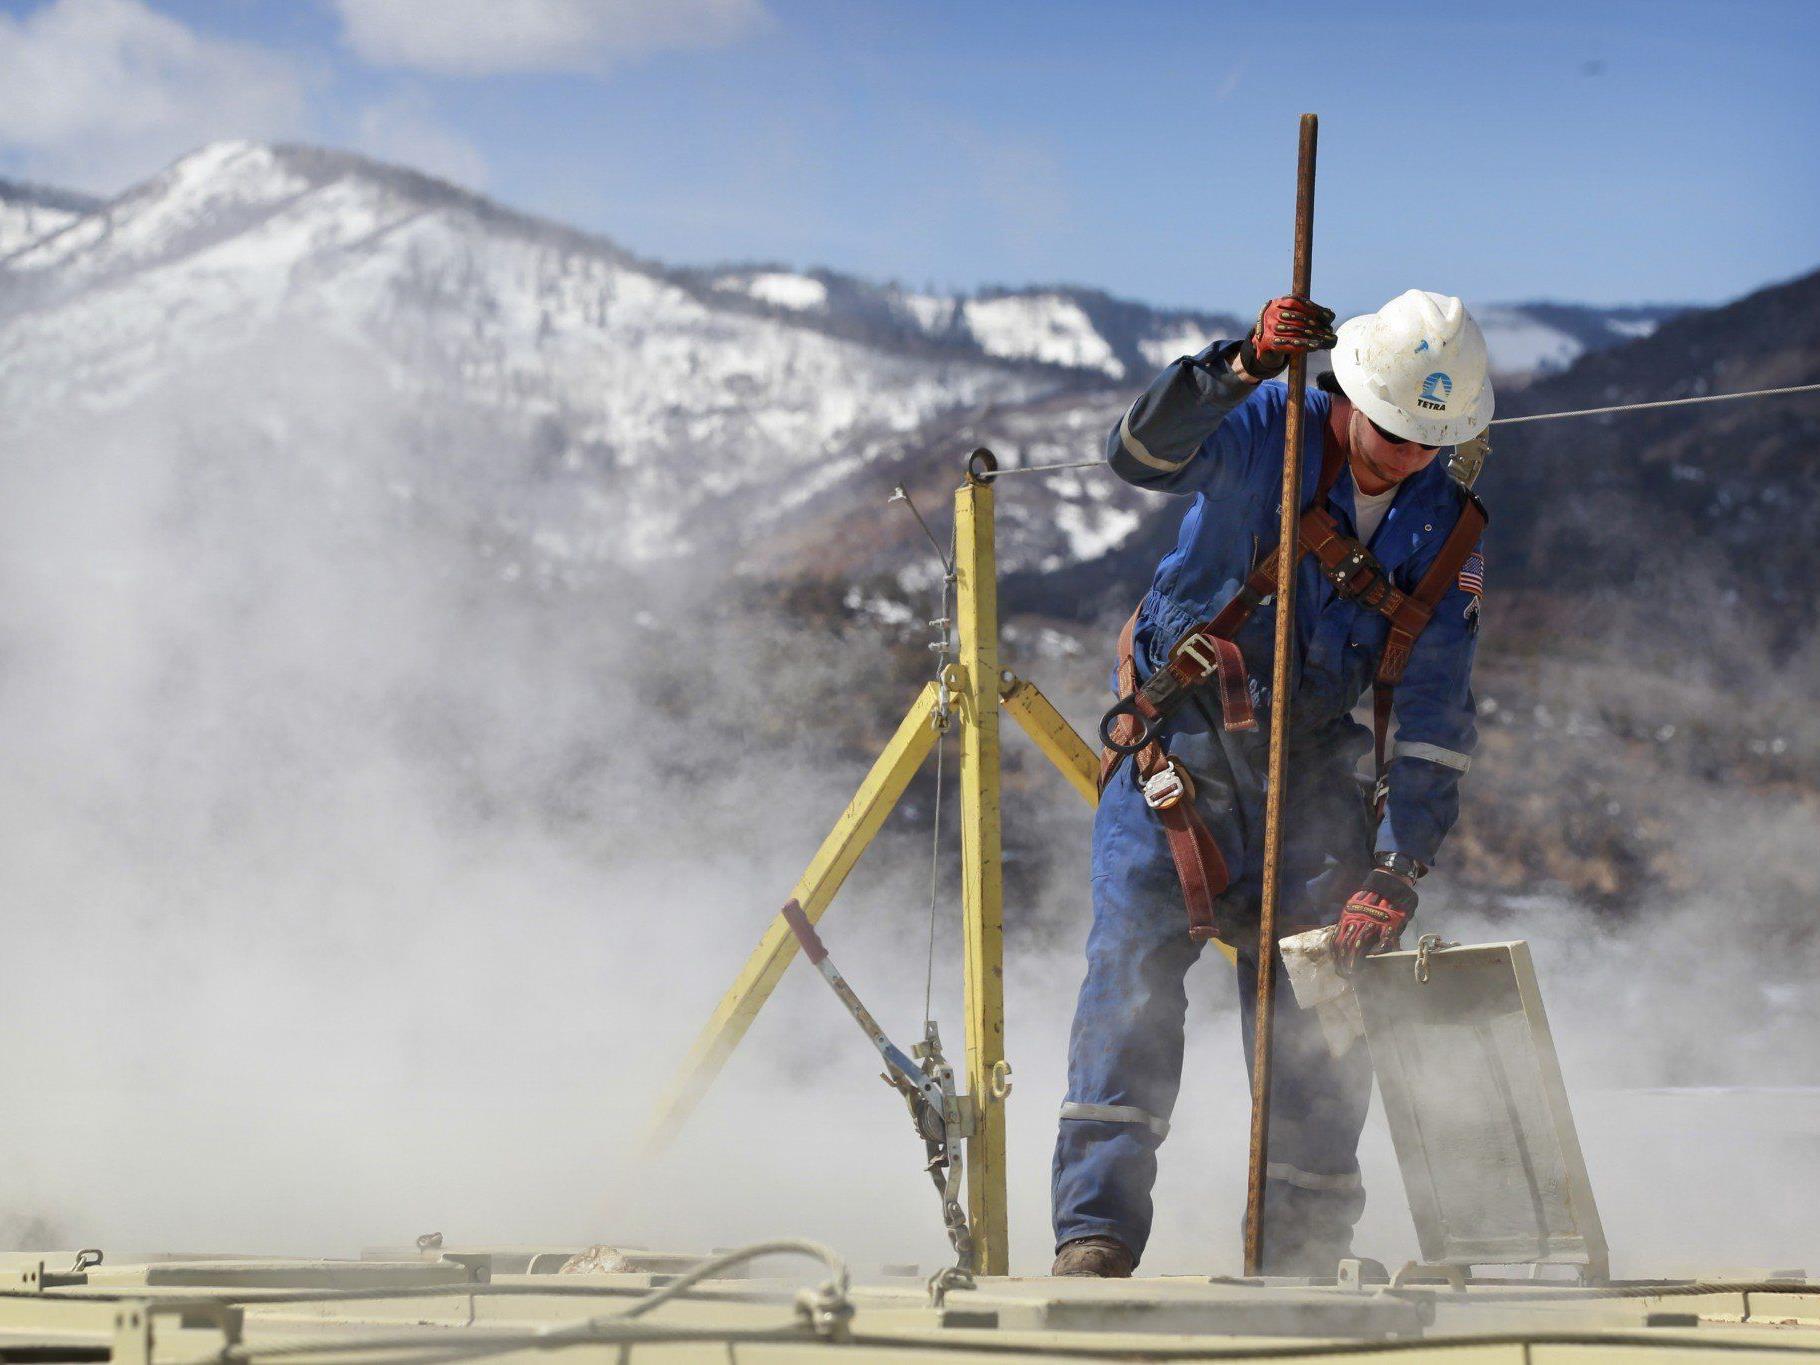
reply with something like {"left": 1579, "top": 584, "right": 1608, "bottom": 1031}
{"left": 924, "top": 672, "right": 947, "bottom": 1028}
{"left": 975, "top": 380, "right": 1820, "bottom": 480}
{"left": 1489, "top": 380, "right": 1820, "bottom": 426}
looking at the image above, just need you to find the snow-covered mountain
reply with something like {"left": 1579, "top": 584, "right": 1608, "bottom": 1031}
{"left": 693, "top": 266, "right": 1245, "bottom": 383}
{"left": 696, "top": 265, "right": 1679, "bottom": 386}
{"left": 1474, "top": 301, "right": 1680, "bottom": 382}
{"left": 0, "top": 140, "right": 1687, "bottom": 585}
{"left": 0, "top": 178, "right": 100, "bottom": 257}
{"left": 0, "top": 142, "right": 1067, "bottom": 568}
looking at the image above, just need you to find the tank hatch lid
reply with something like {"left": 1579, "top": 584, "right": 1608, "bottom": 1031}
{"left": 1355, "top": 938, "right": 1609, "bottom": 1280}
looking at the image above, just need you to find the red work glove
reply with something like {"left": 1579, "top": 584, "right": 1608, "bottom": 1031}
{"left": 1237, "top": 295, "right": 1338, "bottom": 380}
{"left": 1334, "top": 869, "right": 1419, "bottom": 974}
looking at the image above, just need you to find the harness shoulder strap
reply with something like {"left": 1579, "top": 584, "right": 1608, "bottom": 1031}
{"left": 1198, "top": 409, "right": 1349, "bottom": 640}
{"left": 1369, "top": 489, "right": 1489, "bottom": 807}
{"left": 1376, "top": 490, "right": 1487, "bottom": 687}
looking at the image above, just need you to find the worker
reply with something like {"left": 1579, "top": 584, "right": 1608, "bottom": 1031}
{"left": 1050, "top": 290, "right": 1493, "bottom": 1277}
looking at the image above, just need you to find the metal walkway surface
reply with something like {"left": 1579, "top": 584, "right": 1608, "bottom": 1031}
{"left": 0, "top": 1244, "right": 1814, "bottom": 1362}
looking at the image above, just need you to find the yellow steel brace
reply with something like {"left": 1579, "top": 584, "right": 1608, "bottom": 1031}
{"left": 999, "top": 674, "right": 1098, "bottom": 804}
{"left": 640, "top": 682, "right": 941, "bottom": 1156}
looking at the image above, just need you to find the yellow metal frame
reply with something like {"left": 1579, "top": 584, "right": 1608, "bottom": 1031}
{"left": 953, "top": 473, "right": 1008, "bottom": 1272}
{"left": 643, "top": 462, "right": 1229, "bottom": 1275}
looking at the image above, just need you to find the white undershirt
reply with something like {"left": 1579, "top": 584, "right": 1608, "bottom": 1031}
{"left": 1352, "top": 483, "right": 1398, "bottom": 545}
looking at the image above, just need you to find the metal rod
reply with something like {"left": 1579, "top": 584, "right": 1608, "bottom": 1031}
{"left": 1244, "top": 111, "right": 1318, "bottom": 1279}
{"left": 889, "top": 483, "right": 955, "bottom": 572}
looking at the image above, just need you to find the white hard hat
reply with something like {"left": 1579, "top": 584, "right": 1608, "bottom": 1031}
{"left": 1331, "top": 290, "right": 1494, "bottom": 446}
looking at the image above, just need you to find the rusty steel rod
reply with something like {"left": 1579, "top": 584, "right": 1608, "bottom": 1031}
{"left": 1243, "top": 112, "right": 1319, "bottom": 1279}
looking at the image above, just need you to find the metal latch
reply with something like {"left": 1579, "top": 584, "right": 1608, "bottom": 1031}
{"left": 1142, "top": 761, "right": 1192, "bottom": 810}
{"left": 990, "top": 1059, "right": 1014, "bottom": 1100}
{"left": 439, "top": 1252, "right": 493, "bottom": 1284}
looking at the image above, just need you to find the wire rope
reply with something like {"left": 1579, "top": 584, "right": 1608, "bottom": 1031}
{"left": 974, "top": 380, "right": 1820, "bottom": 479}
{"left": 923, "top": 542, "right": 952, "bottom": 1028}
{"left": 1488, "top": 380, "right": 1820, "bottom": 427}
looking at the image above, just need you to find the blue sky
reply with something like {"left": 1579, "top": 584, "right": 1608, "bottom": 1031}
{"left": 2, "top": 0, "right": 1816, "bottom": 314}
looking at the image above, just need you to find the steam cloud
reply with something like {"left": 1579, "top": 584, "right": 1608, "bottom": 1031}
{"left": 0, "top": 317, "right": 1813, "bottom": 1280}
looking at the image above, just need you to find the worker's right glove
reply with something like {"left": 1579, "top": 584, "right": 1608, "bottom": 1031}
{"left": 1333, "top": 869, "right": 1419, "bottom": 974}
{"left": 1237, "top": 295, "right": 1338, "bottom": 380}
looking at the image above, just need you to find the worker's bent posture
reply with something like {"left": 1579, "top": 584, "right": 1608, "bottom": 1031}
{"left": 1051, "top": 291, "right": 1493, "bottom": 1278}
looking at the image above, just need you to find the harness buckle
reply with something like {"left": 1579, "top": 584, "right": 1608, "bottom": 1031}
{"left": 1172, "top": 631, "right": 1225, "bottom": 680}
{"left": 1142, "top": 760, "right": 1193, "bottom": 810}
{"left": 1325, "top": 545, "right": 1400, "bottom": 611}
{"left": 1324, "top": 546, "right": 1367, "bottom": 586}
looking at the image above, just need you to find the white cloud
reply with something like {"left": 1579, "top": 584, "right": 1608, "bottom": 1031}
{"left": 0, "top": 0, "right": 307, "bottom": 193}
{"left": 356, "top": 89, "right": 489, "bottom": 188}
{"left": 333, "top": 0, "right": 769, "bottom": 76}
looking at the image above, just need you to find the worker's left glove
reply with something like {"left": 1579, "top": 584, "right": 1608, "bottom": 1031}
{"left": 1334, "top": 869, "right": 1419, "bottom": 974}
{"left": 1237, "top": 295, "right": 1338, "bottom": 380}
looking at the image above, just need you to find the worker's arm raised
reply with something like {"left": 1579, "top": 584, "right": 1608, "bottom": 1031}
{"left": 1106, "top": 295, "right": 1336, "bottom": 494}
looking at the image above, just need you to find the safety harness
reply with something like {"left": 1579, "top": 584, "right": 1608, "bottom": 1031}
{"left": 1097, "top": 407, "right": 1488, "bottom": 942}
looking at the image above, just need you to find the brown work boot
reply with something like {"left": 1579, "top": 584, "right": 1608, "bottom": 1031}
{"left": 1050, "top": 1235, "right": 1134, "bottom": 1278}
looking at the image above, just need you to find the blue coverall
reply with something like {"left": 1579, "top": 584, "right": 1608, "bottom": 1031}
{"left": 1051, "top": 342, "right": 1484, "bottom": 1272}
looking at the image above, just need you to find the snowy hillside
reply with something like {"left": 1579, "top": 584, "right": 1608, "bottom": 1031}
{"left": 0, "top": 143, "right": 1059, "bottom": 566}
{"left": 697, "top": 265, "right": 1245, "bottom": 383}
{"left": 701, "top": 268, "right": 1679, "bottom": 386}
{"left": 0, "top": 178, "right": 100, "bottom": 257}
{"left": 1475, "top": 302, "right": 1678, "bottom": 381}
{"left": 0, "top": 141, "right": 1688, "bottom": 587}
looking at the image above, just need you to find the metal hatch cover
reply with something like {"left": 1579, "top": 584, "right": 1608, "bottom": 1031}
{"left": 1354, "top": 939, "right": 1609, "bottom": 1281}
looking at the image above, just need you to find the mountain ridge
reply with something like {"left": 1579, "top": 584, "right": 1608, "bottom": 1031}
{"left": 0, "top": 176, "right": 104, "bottom": 258}
{"left": 1, "top": 140, "right": 1685, "bottom": 385}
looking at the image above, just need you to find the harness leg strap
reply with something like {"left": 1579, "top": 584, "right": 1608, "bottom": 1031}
{"left": 1139, "top": 757, "right": 1230, "bottom": 941}
{"left": 1100, "top": 609, "right": 1237, "bottom": 942}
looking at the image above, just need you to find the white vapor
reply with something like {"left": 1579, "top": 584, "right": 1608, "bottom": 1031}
{"left": 0, "top": 124, "right": 1812, "bottom": 1285}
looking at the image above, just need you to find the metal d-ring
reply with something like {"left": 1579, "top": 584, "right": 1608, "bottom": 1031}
{"left": 1099, "top": 695, "right": 1157, "bottom": 755}
{"left": 966, "top": 447, "right": 999, "bottom": 483}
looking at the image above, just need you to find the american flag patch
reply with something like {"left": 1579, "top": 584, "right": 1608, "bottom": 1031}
{"left": 1458, "top": 549, "right": 1485, "bottom": 598}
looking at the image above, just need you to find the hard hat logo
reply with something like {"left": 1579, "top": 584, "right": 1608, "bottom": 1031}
{"left": 1331, "top": 290, "right": 1494, "bottom": 446}
{"left": 1417, "top": 372, "right": 1453, "bottom": 411}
